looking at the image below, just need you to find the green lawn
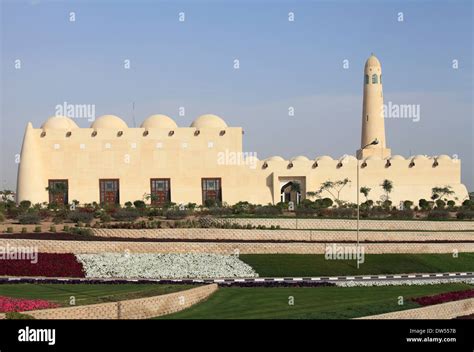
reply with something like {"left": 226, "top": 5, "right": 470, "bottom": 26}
{"left": 0, "top": 283, "right": 196, "bottom": 306}
{"left": 239, "top": 253, "right": 474, "bottom": 277}
{"left": 159, "top": 283, "right": 472, "bottom": 319}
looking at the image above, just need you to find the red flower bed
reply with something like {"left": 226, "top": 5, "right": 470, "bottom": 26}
{"left": 412, "top": 289, "right": 474, "bottom": 306}
{"left": 0, "top": 253, "right": 85, "bottom": 278}
{"left": 0, "top": 296, "right": 60, "bottom": 312}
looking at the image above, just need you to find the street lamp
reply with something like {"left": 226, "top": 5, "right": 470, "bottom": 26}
{"left": 356, "top": 138, "right": 379, "bottom": 269}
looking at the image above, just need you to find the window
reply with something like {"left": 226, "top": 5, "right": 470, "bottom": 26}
{"left": 365, "top": 74, "right": 369, "bottom": 84}
{"left": 48, "top": 180, "right": 68, "bottom": 205}
{"left": 150, "top": 179, "right": 171, "bottom": 206}
{"left": 99, "top": 179, "right": 120, "bottom": 205}
{"left": 202, "top": 178, "right": 222, "bottom": 204}
{"left": 380, "top": 74, "right": 382, "bottom": 84}
{"left": 372, "top": 74, "right": 378, "bottom": 84}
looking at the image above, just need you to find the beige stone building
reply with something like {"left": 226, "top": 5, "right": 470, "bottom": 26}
{"left": 16, "top": 55, "right": 468, "bottom": 207}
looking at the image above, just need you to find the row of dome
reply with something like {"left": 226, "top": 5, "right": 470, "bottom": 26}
{"left": 41, "top": 114, "right": 228, "bottom": 130}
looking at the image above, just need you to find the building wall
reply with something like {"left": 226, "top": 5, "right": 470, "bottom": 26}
{"left": 16, "top": 120, "right": 468, "bottom": 206}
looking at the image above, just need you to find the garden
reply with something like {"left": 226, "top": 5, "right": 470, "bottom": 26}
{"left": 0, "top": 184, "right": 473, "bottom": 234}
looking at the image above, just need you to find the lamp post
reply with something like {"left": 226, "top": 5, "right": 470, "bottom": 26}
{"left": 357, "top": 138, "right": 379, "bottom": 269}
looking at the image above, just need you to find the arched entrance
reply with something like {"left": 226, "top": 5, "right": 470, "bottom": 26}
{"left": 280, "top": 181, "right": 302, "bottom": 205}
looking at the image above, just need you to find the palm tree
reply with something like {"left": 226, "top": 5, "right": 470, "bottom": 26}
{"left": 360, "top": 186, "right": 371, "bottom": 202}
{"left": 380, "top": 179, "right": 393, "bottom": 201}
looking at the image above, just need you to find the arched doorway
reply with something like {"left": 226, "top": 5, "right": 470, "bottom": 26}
{"left": 280, "top": 181, "right": 302, "bottom": 205}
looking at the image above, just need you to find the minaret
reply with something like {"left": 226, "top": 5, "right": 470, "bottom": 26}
{"left": 357, "top": 54, "right": 391, "bottom": 159}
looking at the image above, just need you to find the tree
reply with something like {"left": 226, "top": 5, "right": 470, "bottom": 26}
{"left": 380, "top": 179, "right": 393, "bottom": 201}
{"left": 431, "top": 186, "right": 454, "bottom": 201}
{"left": 308, "top": 178, "right": 351, "bottom": 206}
{"left": 360, "top": 186, "right": 371, "bottom": 202}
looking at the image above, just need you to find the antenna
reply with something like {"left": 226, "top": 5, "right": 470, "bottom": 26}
{"left": 132, "top": 101, "right": 136, "bottom": 127}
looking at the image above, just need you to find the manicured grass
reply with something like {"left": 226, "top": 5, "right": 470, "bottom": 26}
{"left": 159, "top": 283, "right": 472, "bottom": 319}
{"left": 239, "top": 253, "right": 474, "bottom": 277}
{"left": 0, "top": 284, "right": 196, "bottom": 306}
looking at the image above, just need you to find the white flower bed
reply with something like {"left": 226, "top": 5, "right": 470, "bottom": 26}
{"left": 335, "top": 278, "right": 474, "bottom": 287}
{"left": 76, "top": 253, "right": 258, "bottom": 279}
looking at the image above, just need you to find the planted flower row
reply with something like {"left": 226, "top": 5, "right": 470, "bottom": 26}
{"left": 0, "top": 253, "right": 85, "bottom": 278}
{"left": 0, "top": 252, "right": 259, "bottom": 279}
{"left": 0, "top": 296, "right": 60, "bottom": 312}
{"left": 411, "top": 288, "right": 474, "bottom": 306}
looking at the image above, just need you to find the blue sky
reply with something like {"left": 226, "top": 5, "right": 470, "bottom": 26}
{"left": 1, "top": 0, "right": 473, "bottom": 190}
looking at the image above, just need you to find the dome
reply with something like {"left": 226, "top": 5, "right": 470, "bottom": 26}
{"left": 315, "top": 155, "right": 333, "bottom": 162}
{"left": 390, "top": 155, "right": 405, "bottom": 160}
{"left": 190, "top": 114, "right": 227, "bottom": 129}
{"left": 292, "top": 156, "right": 310, "bottom": 162}
{"left": 41, "top": 116, "right": 79, "bottom": 130}
{"left": 265, "top": 156, "right": 285, "bottom": 162}
{"left": 141, "top": 114, "right": 177, "bottom": 129}
{"left": 413, "top": 155, "right": 429, "bottom": 160}
{"left": 365, "top": 54, "right": 381, "bottom": 68}
{"left": 91, "top": 115, "right": 128, "bottom": 129}
{"left": 436, "top": 155, "right": 451, "bottom": 160}
{"left": 339, "top": 155, "right": 357, "bottom": 163}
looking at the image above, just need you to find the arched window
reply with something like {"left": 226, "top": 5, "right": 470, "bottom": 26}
{"left": 372, "top": 74, "right": 378, "bottom": 84}
{"left": 380, "top": 74, "right": 382, "bottom": 83}
{"left": 365, "top": 74, "right": 369, "bottom": 84}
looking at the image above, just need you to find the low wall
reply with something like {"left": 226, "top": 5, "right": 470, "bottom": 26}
{"left": 0, "top": 239, "right": 473, "bottom": 254}
{"left": 213, "top": 218, "right": 474, "bottom": 231}
{"left": 357, "top": 298, "right": 474, "bottom": 319}
{"left": 92, "top": 228, "right": 474, "bottom": 242}
{"left": 3, "top": 284, "right": 217, "bottom": 320}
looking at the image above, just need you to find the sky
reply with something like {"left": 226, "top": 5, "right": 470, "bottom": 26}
{"left": 1, "top": 0, "right": 473, "bottom": 191}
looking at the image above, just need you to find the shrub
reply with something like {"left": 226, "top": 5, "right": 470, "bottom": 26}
{"left": 204, "top": 198, "right": 218, "bottom": 208}
{"left": 435, "top": 199, "right": 446, "bottom": 209}
{"left": 147, "top": 208, "right": 163, "bottom": 217}
{"left": 6, "top": 227, "right": 13, "bottom": 233}
{"left": 390, "top": 209, "right": 414, "bottom": 220}
{"left": 50, "top": 225, "right": 56, "bottom": 233}
{"left": 68, "top": 211, "right": 94, "bottom": 224}
{"left": 320, "top": 198, "right": 333, "bottom": 208}
{"left": 447, "top": 200, "right": 456, "bottom": 209}
{"left": 419, "top": 199, "right": 430, "bottom": 210}
{"left": 456, "top": 210, "right": 474, "bottom": 220}
{"left": 0, "top": 212, "right": 4, "bottom": 222}
{"left": 5, "top": 312, "right": 35, "bottom": 319}
{"left": 198, "top": 216, "right": 216, "bottom": 228}
{"left": 34, "top": 226, "right": 41, "bottom": 233}
{"left": 17, "top": 213, "right": 41, "bottom": 224}
{"left": 254, "top": 205, "right": 282, "bottom": 216}
{"left": 207, "top": 207, "right": 233, "bottom": 216}
{"left": 63, "top": 225, "right": 70, "bottom": 232}
{"left": 403, "top": 200, "right": 413, "bottom": 210}
{"left": 112, "top": 209, "right": 139, "bottom": 222}
{"left": 100, "top": 213, "right": 112, "bottom": 222}
{"left": 232, "top": 201, "right": 255, "bottom": 214}
{"left": 68, "top": 227, "right": 94, "bottom": 236}
{"left": 19, "top": 200, "right": 31, "bottom": 210}
{"left": 295, "top": 207, "right": 317, "bottom": 217}
{"left": 133, "top": 200, "right": 146, "bottom": 209}
{"left": 165, "top": 209, "right": 188, "bottom": 220}
{"left": 329, "top": 208, "right": 355, "bottom": 218}
{"left": 427, "top": 210, "right": 450, "bottom": 220}
{"left": 21, "top": 227, "right": 27, "bottom": 234}
{"left": 124, "top": 201, "right": 133, "bottom": 208}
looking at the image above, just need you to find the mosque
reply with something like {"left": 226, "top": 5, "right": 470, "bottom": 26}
{"left": 16, "top": 55, "right": 468, "bottom": 207}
